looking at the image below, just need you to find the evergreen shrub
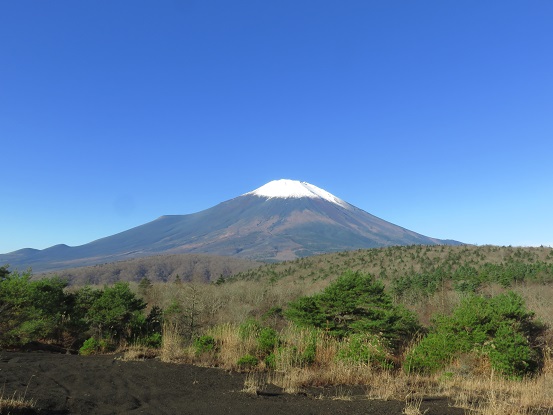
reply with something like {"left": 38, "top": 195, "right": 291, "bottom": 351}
{"left": 285, "top": 270, "right": 420, "bottom": 350}
{"left": 405, "top": 292, "right": 545, "bottom": 378}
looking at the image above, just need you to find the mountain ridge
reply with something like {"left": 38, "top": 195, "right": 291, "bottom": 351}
{"left": 0, "top": 179, "right": 462, "bottom": 272}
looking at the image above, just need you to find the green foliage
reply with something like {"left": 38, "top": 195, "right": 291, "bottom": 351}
{"left": 392, "top": 257, "right": 553, "bottom": 302}
{"left": 128, "top": 306, "right": 163, "bottom": 346}
{"left": 145, "top": 306, "right": 163, "bottom": 335}
{"left": 231, "top": 246, "right": 553, "bottom": 302}
{"left": 237, "top": 319, "right": 281, "bottom": 362}
{"left": 336, "top": 334, "right": 393, "bottom": 369}
{"left": 194, "top": 335, "right": 216, "bottom": 355}
{"left": 0, "top": 268, "right": 160, "bottom": 352}
{"left": 237, "top": 353, "right": 258, "bottom": 368}
{"left": 300, "top": 330, "right": 318, "bottom": 365}
{"left": 257, "top": 327, "right": 279, "bottom": 354}
{"left": 264, "top": 352, "right": 276, "bottom": 369}
{"left": 66, "top": 285, "right": 102, "bottom": 337}
{"left": 239, "top": 318, "right": 262, "bottom": 340}
{"left": 79, "top": 337, "right": 110, "bottom": 355}
{"left": 0, "top": 270, "right": 69, "bottom": 346}
{"left": 140, "top": 332, "right": 163, "bottom": 348}
{"left": 286, "top": 270, "right": 420, "bottom": 349}
{"left": 405, "top": 292, "right": 544, "bottom": 378}
{"left": 0, "top": 268, "right": 158, "bottom": 351}
{"left": 488, "top": 323, "right": 538, "bottom": 378}
{"left": 0, "top": 265, "right": 10, "bottom": 279}
{"left": 162, "top": 300, "right": 192, "bottom": 339}
{"left": 79, "top": 337, "right": 98, "bottom": 356}
{"left": 261, "top": 326, "right": 320, "bottom": 370}
{"left": 86, "top": 282, "right": 146, "bottom": 340}
{"left": 404, "top": 332, "right": 459, "bottom": 374}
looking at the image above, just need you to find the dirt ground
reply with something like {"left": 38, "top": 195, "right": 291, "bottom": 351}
{"left": 0, "top": 351, "right": 464, "bottom": 415}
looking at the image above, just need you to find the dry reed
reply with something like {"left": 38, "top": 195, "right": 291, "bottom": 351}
{"left": 0, "top": 378, "right": 36, "bottom": 415}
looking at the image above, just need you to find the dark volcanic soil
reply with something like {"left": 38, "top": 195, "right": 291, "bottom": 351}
{"left": 0, "top": 352, "right": 464, "bottom": 415}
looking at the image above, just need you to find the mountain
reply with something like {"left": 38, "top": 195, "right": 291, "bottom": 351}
{"left": 0, "top": 179, "right": 462, "bottom": 273}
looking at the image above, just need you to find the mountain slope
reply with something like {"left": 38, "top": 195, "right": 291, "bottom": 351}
{"left": 0, "top": 179, "right": 461, "bottom": 272}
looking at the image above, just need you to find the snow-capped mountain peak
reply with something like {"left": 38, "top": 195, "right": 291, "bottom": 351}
{"left": 245, "top": 179, "right": 349, "bottom": 208}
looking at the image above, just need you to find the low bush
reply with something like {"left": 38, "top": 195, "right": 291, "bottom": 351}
{"left": 237, "top": 353, "right": 258, "bottom": 369}
{"left": 139, "top": 332, "right": 162, "bottom": 348}
{"left": 79, "top": 337, "right": 109, "bottom": 356}
{"left": 336, "top": 334, "right": 393, "bottom": 369}
{"left": 193, "top": 335, "right": 216, "bottom": 355}
{"left": 257, "top": 327, "right": 279, "bottom": 355}
{"left": 285, "top": 270, "right": 421, "bottom": 350}
{"left": 405, "top": 292, "right": 545, "bottom": 378}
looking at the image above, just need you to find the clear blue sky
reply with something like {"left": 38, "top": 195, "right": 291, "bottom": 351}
{"left": 2, "top": 1, "right": 553, "bottom": 254}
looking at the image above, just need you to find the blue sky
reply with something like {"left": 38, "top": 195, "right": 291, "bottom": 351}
{"left": 2, "top": 1, "right": 553, "bottom": 254}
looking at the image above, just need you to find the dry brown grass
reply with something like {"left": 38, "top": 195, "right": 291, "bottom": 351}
{"left": 206, "top": 323, "right": 258, "bottom": 370}
{"left": 241, "top": 372, "right": 265, "bottom": 394}
{"left": 0, "top": 395, "right": 36, "bottom": 415}
{"left": 0, "top": 380, "right": 36, "bottom": 415}
{"left": 403, "top": 394, "right": 428, "bottom": 415}
{"left": 515, "top": 284, "right": 553, "bottom": 324}
{"left": 263, "top": 350, "right": 553, "bottom": 413}
{"left": 448, "top": 357, "right": 553, "bottom": 414}
{"left": 160, "top": 322, "right": 190, "bottom": 363}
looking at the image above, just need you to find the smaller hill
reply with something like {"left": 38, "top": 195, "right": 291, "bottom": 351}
{"left": 231, "top": 245, "right": 553, "bottom": 293}
{"left": 38, "top": 253, "right": 262, "bottom": 285}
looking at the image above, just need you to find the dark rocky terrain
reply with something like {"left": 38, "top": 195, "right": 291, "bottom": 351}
{"left": 0, "top": 352, "right": 464, "bottom": 415}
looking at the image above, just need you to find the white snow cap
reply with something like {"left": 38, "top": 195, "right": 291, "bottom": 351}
{"left": 246, "top": 179, "right": 349, "bottom": 208}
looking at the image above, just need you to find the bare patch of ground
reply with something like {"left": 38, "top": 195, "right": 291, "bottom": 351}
{"left": 0, "top": 352, "right": 464, "bottom": 415}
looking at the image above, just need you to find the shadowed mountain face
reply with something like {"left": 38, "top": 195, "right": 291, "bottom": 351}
{"left": 1, "top": 180, "right": 461, "bottom": 272}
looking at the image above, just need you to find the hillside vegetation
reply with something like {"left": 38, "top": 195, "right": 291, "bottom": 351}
{"left": 232, "top": 244, "right": 553, "bottom": 288}
{"left": 38, "top": 253, "right": 262, "bottom": 285}
{"left": 3, "top": 244, "right": 553, "bottom": 414}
